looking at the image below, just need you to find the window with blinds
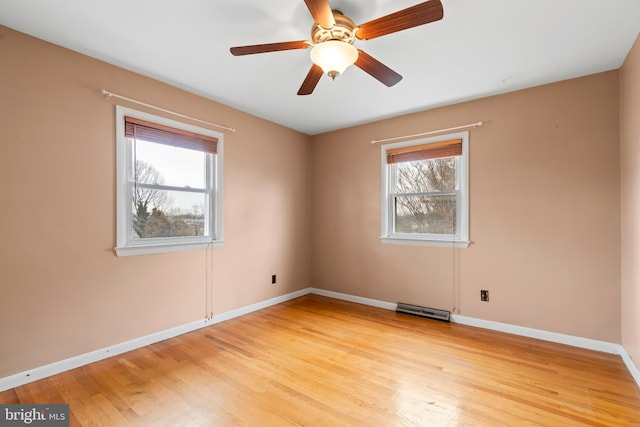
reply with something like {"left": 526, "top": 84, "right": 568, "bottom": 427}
{"left": 381, "top": 132, "right": 469, "bottom": 247}
{"left": 115, "top": 106, "right": 224, "bottom": 256}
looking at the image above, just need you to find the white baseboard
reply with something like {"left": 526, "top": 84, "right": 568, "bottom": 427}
{"left": 0, "top": 287, "right": 312, "bottom": 392}
{"left": 451, "top": 314, "right": 622, "bottom": 354}
{"left": 3, "top": 287, "right": 639, "bottom": 392}
{"left": 0, "top": 318, "right": 209, "bottom": 393}
{"left": 309, "top": 288, "right": 397, "bottom": 310}
{"left": 307, "top": 288, "right": 640, "bottom": 389}
{"left": 451, "top": 314, "right": 640, "bottom": 386}
{"left": 620, "top": 347, "right": 640, "bottom": 387}
{"left": 211, "top": 287, "right": 311, "bottom": 323}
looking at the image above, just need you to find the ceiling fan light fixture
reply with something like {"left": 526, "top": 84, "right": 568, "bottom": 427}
{"left": 310, "top": 40, "right": 358, "bottom": 79}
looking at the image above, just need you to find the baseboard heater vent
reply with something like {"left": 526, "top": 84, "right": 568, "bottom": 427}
{"left": 396, "top": 302, "right": 451, "bottom": 322}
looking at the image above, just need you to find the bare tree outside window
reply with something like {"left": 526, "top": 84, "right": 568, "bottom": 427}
{"left": 116, "top": 106, "right": 223, "bottom": 256}
{"left": 132, "top": 160, "right": 169, "bottom": 237}
{"left": 393, "top": 157, "right": 456, "bottom": 234}
{"left": 131, "top": 160, "right": 202, "bottom": 238}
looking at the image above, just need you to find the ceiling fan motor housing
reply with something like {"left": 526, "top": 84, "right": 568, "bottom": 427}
{"left": 229, "top": 0, "right": 444, "bottom": 95}
{"left": 311, "top": 11, "right": 356, "bottom": 45}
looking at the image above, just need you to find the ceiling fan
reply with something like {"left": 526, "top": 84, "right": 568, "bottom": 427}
{"left": 230, "top": 0, "right": 444, "bottom": 95}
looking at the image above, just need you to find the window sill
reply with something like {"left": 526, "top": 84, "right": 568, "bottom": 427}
{"left": 115, "top": 240, "right": 224, "bottom": 257}
{"left": 380, "top": 237, "right": 470, "bottom": 248}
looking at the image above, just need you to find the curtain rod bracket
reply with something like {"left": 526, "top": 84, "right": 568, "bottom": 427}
{"left": 371, "top": 121, "right": 483, "bottom": 145}
{"left": 101, "top": 89, "right": 236, "bottom": 133}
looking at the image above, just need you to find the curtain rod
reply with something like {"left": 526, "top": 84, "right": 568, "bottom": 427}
{"left": 101, "top": 89, "right": 236, "bottom": 133}
{"left": 371, "top": 121, "right": 483, "bottom": 145}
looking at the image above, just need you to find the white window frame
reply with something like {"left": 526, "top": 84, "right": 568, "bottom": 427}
{"left": 114, "top": 105, "right": 224, "bottom": 256}
{"left": 380, "top": 131, "right": 469, "bottom": 248}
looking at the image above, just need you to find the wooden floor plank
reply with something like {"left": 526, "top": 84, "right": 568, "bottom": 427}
{"left": 1, "top": 294, "right": 639, "bottom": 426}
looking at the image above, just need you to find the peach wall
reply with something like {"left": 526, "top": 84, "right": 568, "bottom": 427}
{"left": 621, "top": 35, "right": 640, "bottom": 364}
{"left": 0, "top": 21, "right": 630, "bottom": 381}
{"left": 0, "top": 26, "right": 311, "bottom": 377}
{"left": 311, "top": 71, "right": 621, "bottom": 342}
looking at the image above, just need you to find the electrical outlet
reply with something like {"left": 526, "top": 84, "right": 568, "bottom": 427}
{"left": 272, "top": 274, "right": 276, "bottom": 284}
{"left": 480, "top": 290, "right": 489, "bottom": 302}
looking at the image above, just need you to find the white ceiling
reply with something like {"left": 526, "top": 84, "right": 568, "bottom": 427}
{"left": 1, "top": 0, "right": 639, "bottom": 135}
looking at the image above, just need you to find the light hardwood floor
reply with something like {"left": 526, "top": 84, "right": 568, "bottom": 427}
{"left": 1, "top": 294, "right": 639, "bottom": 426}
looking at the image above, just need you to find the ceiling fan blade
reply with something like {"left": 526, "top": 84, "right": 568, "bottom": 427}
{"left": 355, "top": 50, "right": 402, "bottom": 87}
{"left": 298, "top": 64, "right": 324, "bottom": 95}
{"left": 355, "top": 0, "right": 443, "bottom": 40}
{"left": 230, "top": 41, "right": 309, "bottom": 56}
{"left": 304, "top": 0, "right": 335, "bottom": 29}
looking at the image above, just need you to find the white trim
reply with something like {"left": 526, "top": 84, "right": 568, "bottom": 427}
{"left": 0, "top": 318, "right": 209, "bottom": 392}
{"left": 211, "top": 288, "right": 311, "bottom": 323}
{"left": 307, "top": 289, "right": 640, "bottom": 388}
{"left": 380, "top": 131, "right": 470, "bottom": 247}
{"left": 619, "top": 347, "right": 640, "bottom": 386}
{"left": 309, "top": 288, "right": 397, "bottom": 311}
{"left": 114, "top": 105, "right": 224, "bottom": 257}
{"left": 3, "top": 288, "right": 639, "bottom": 392}
{"left": 380, "top": 237, "right": 470, "bottom": 248}
{"left": 115, "top": 240, "right": 224, "bottom": 256}
{"left": 310, "top": 291, "right": 621, "bottom": 354}
{"left": 0, "top": 287, "right": 311, "bottom": 392}
{"left": 450, "top": 314, "right": 621, "bottom": 354}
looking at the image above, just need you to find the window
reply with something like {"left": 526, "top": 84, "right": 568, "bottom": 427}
{"left": 115, "top": 106, "right": 223, "bottom": 256}
{"left": 381, "top": 131, "right": 469, "bottom": 248}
